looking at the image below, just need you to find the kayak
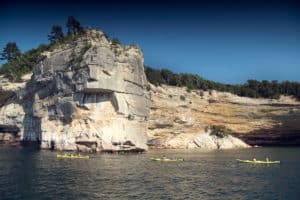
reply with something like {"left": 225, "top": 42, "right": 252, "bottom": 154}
{"left": 56, "top": 154, "right": 90, "bottom": 159}
{"left": 150, "top": 157, "right": 184, "bottom": 162}
{"left": 236, "top": 159, "right": 280, "bottom": 164}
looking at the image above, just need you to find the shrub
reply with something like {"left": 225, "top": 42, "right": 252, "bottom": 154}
{"left": 204, "top": 126, "right": 209, "bottom": 132}
{"left": 180, "top": 95, "right": 185, "bottom": 101}
{"left": 209, "top": 125, "right": 232, "bottom": 138}
{"left": 0, "top": 44, "right": 49, "bottom": 81}
{"left": 111, "top": 38, "right": 121, "bottom": 45}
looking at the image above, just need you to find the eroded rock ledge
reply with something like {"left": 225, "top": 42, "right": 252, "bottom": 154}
{"left": 148, "top": 84, "right": 300, "bottom": 149}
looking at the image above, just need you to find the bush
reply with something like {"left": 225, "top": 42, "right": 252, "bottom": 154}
{"left": 209, "top": 125, "right": 232, "bottom": 138}
{"left": 0, "top": 44, "right": 49, "bottom": 81}
{"left": 111, "top": 38, "right": 120, "bottom": 45}
{"left": 180, "top": 95, "right": 185, "bottom": 101}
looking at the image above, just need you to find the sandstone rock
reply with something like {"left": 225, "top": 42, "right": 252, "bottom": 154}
{"left": 0, "top": 29, "right": 149, "bottom": 152}
{"left": 191, "top": 132, "right": 250, "bottom": 149}
{"left": 148, "top": 84, "right": 300, "bottom": 149}
{"left": 192, "top": 132, "right": 218, "bottom": 149}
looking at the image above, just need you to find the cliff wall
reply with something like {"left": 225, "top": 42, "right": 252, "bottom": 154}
{"left": 148, "top": 84, "right": 300, "bottom": 149}
{"left": 1, "top": 29, "right": 300, "bottom": 151}
{"left": 0, "top": 29, "right": 150, "bottom": 152}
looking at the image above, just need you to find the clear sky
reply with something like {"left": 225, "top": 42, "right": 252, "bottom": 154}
{"left": 1, "top": 0, "right": 300, "bottom": 84}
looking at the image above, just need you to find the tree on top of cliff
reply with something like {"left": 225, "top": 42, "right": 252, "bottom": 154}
{"left": 48, "top": 25, "right": 64, "bottom": 44}
{"left": 66, "top": 16, "right": 84, "bottom": 35}
{"left": 111, "top": 38, "right": 121, "bottom": 45}
{"left": 145, "top": 66, "right": 300, "bottom": 100}
{"left": 0, "top": 44, "right": 48, "bottom": 81}
{"left": 0, "top": 42, "right": 21, "bottom": 62}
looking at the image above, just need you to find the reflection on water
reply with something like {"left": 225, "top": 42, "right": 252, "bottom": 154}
{"left": 0, "top": 147, "right": 300, "bottom": 199}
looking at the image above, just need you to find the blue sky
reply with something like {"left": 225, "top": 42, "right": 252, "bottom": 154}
{"left": 1, "top": 0, "right": 300, "bottom": 84}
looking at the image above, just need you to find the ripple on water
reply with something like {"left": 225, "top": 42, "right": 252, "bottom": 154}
{"left": 1, "top": 147, "right": 300, "bottom": 199}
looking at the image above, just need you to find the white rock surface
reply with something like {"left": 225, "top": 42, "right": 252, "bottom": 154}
{"left": 0, "top": 29, "right": 150, "bottom": 152}
{"left": 190, "top": 132, "right": 251, "bottom": 149}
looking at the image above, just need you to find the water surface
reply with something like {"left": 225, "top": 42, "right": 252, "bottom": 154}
{"left": 0, "top": 147, "right": 300, "bottom": 199}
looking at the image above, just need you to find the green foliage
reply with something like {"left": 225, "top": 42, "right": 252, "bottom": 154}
{"left": 66, "top": 16, "right": 84, "bottom": 35}
{"left": 0, "top": 42, "right": 21, "bottom": 61}
{"left": 204, "top": 126, "right": 209, "bottom": 132}
{"left": 210, "top": 125, "right": 231, "bottom": 138}
{"left": 144, "top": 66, "right": 300, "bottom": 100}
{"left": 0, "top": 44, "right": 48, "bottom": 81}
{"left": 144, "top": 66, "right": 166, "bottom": 86}
{"left": 0, "top": 16, "right": 88, "bottom": 81}
{"left": 111, "top": 38, "right": 121, "bottom": 45}
{"left": 48, "top": 25, "right": 64, "bottom": 44}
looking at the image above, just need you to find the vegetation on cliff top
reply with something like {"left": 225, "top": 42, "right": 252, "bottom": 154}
{"left": 1, "top": 17, "right": 299, "bottom": 100}
{"left": 145, "top": 66, "right": 300, "bottom": 100}
{"left": 0, "top": 16, "right": 86, "bottom": 81}
{"left": 0, "top": 16, "right": 119, "bottom": 81}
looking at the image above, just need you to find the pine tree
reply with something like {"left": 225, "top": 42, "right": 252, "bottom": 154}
{"left": 0, "top": 42, "right": 21, "bottom": 61}
{"left": 48, "top": 25, "right": 64, "bottom": 44}
{"left": 66, "top": 16, "right": 84, "bottom": 35}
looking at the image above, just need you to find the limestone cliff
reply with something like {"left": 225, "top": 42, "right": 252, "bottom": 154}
{"left": 1, "top": 29, "right": 300, "bottom": 152}
{"left": 148, "top": 84, "right": 300, "bottom": 149}
{"left": 0, "top": 29, "right": 150, "bottom": 152}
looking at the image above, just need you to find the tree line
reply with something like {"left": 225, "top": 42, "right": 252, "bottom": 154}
{"left": 145, "top": 66, "right": 300, "bottom": 100}
{"left": 1, "top": 17, "right": 299, "bottom": 100}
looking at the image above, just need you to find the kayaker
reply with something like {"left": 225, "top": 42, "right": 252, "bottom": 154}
{"left": 266, "top": 157, "right": 269, "bottom": 162}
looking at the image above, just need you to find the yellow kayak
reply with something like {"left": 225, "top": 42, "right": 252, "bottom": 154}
{"left": 150, "top": 157, "right": 184, "bottom": 162}
{"left": 56, "top": 154, "right": 90, "bottom": 159}
{"left": 236, "top": 159, "right": 280, "bottom": 164}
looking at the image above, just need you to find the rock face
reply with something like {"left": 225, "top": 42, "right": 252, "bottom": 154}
{"left": 188, "top": 132, "right": 250, "bottom": 149}
{"left": 1, "top": 29, "right": 300, "bottom": 152}
{"left": 148, "top": 84, "right": 300, "bottom": 149}
{"left": 0, "top": 29, "right": 150, "bottom": 152}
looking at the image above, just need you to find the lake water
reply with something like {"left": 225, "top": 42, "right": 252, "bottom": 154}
{"left": 0, "top": 147, "right": 300, "bottom": 200}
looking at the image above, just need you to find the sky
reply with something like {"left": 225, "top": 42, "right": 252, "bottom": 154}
{"left": 1, "top": 0, "right": 300, "bottom": 84}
